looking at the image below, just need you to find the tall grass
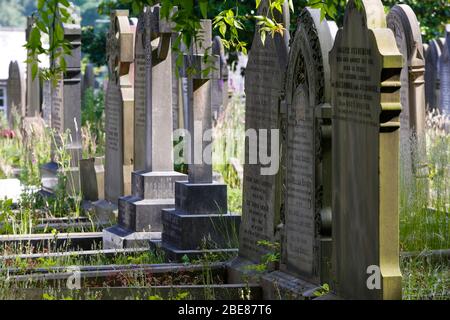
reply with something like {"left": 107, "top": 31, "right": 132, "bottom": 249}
{"left": 213, "top": 94, "right": 245, "bottom": 214}
{"left": 400, "top": 111, "right": 450, "bottom": 252}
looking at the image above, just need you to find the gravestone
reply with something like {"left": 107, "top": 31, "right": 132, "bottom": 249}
{"left": 42, "top": 80, "right": 52, "bottom": 126}
{"left": 103, "top": 5, "right": 187, "bottom": 249}
{"left": 80, "top": 156, "right": 105, "bottom": 202}
{"left": 211, "top": 36, "right": 229, "bottom": 123}
{"left": 40, "top": 22, "right": 82, "bottom": 196}
{"left": 7, "top": 61, "right": 25, "bottom": 128}
{"left": 262, "top": 8, "right": 337, "bottom": 297}
{"left": 425, "top": 38, "right": 445, "bottom": 112}
{"left": 387, "top": 5, "right": 427, "bottom": 194}
{"left": 25, "top": 16, "right": 41, "bottom": 118}
{"left": 93, "top": 10, "right": 135, "bottom": 222}
{"left": 439, "top": 25, "right": 450, "bottom": 115}
{"left": 228, "top": 0, "right": 289, "bottom": 280}
{"left": 158, "top": 20, "right": 240, "bottom": 261}
{"left": 329, "top": 0, "right": 402, "bottom": 299}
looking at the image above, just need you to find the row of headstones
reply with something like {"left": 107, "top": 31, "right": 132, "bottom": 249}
{"left": 86, "top": 8, "right": 240, "bottom": 260}
{"left": 229, "top": 0, "right": 446, "bottom": 300}
{"left": 425, "top": 25, "right": 450, "bottom": 115}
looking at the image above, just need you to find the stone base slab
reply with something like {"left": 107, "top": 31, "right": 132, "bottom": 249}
{"left": 175, "top": 181, "right": 227, "bottom": 215}
{"left": 161, "top": 209, "right": 241, "bottom": 250}
{"left": 103, "top": 226, "right": 161, "bottom": 249}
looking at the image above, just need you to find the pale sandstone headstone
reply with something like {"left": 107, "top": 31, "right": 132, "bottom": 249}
{"left": 329, "top": 0, "right": 403, "bottom": 300}
{"left": 93, "top": 10, "right": 135, "bottom": 221}
{"left": 387, "top": 4, "right": 427, "bottom": 192}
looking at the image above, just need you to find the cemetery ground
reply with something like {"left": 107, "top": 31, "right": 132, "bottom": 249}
{"left": 0, "top": 89, "right": 448, "bottom": 300}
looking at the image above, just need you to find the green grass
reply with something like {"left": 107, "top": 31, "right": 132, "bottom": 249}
{"left": 401, "top": 257, "right": 450, "bottom": 300}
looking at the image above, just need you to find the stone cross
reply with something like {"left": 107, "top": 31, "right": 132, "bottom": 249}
{"left": 181, "top": 20, "right": 220, "bottom": 184}
{"left": 104, "top": 10, "right": 135, "bottom": 203}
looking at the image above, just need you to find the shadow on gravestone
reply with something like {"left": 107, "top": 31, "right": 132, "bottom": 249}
{"left": 103, "top": 5, "right": 187, "bottom": 250}
{"left": 93, "top": 10, "right": 135, "bottom": 223}
{"left": 330, "top": 0, "right": 402, "bottom": 300}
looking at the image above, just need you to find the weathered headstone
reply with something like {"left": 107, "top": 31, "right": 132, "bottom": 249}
{"left": 93, "top": 10, "right": 135, "bottom": 221}
{"left": 262, "top": 8, "right": 337, "bottom": 297}
{"left": 329, "top": 0, "right": 402, "bottom": 299}
{"left": 228, "top": 0, "right": 289, "bottom": 280}
{"left": 425, "top": 38, "right": 445, "bottom": 112}
{"left": 211, "top": 36, "right": 229, "bottom": 123}
{"left": 7, "top": 61, "right": 25, "bottom": 128}
{"left": 25, "top": 16, "right": 41, "bottom": 118}
{"left": 387, "top": 5, "right": 427, "bottom": 193}
{"left": 42, "top": 80, "right": 52, "bottom": 126}
{"left": 439, "top": 25, "right": 450, "bottom": 115}
{"left": 158, "top": 20, "right": 240, "bottom": 261}
{"left": 40, "top": 22, "right": 82, "bottom": 196}
{"left": 103, "top": 5, "right": 187, "bottom": 249}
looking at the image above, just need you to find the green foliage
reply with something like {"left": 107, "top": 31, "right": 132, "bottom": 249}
{"left": 81, "top": 26, "right": 107, "bottom": 67}
{"left": 246, "top": 240, "right": 281, "bottom": 273}
{"left": 81, "top": 88, "right": 105, "bottom": 158}
{"left": 25, "top": 0, "right": 75, "bottom": 85}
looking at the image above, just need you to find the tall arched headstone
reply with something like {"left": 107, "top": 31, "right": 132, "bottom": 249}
{"left": 329, "top": 0, "right": 403, "bottom": 300}
{"left": 387, "top": 4, "right": 427, "bottom": 196}
{"left": 261, "top": 8, "right": 337, "bottom": 299}
{"left": 93, "top": 10, "right": 135, "bottom": 221}
{"left": 7, "top": 61, "right": 25, "bottom": 128}
{"left": 425, "top": 38, "right": 444, "bottom": 111}
{"left": 228, "top": 0, "right": 289, "bottom": 281}
{"left": 283, "top": 7, "right": 337, "bottom": 285}
{"left": 439, "top": 25, "right": 450, "bottom": 115}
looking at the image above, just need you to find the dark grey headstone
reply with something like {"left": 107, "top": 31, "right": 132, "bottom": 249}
{"left": 439, "top": 25, "right": 450, "bottom": 115}
{"left": 282, "top": 7, "right": 336, "bottom": 285}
